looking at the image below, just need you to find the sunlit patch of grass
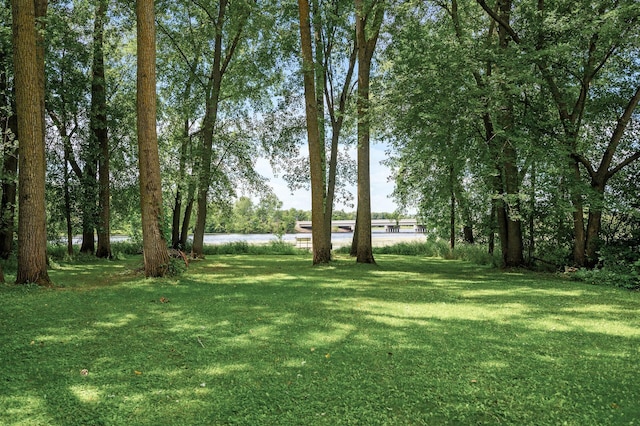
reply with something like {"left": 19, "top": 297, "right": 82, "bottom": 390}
{"left": 0, "top": 254, "right": 639, "bottom": 425}
{"left": 69, "top": 385, "right": 101, "bottom": 404}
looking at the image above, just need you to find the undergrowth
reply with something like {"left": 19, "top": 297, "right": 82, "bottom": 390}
{"left": 336, "top": 240, "right": 498, "bottom": 266}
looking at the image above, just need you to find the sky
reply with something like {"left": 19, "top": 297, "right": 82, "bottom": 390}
{"left": 253, "top": 142, "right": 401, "bottom": 213}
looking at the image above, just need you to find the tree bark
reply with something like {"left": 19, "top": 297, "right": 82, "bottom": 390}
{"left": 171, "top": 119, "right": 190, "bottom": 249}
{"left": 12, "top": 0, "right": 51, "bottom": 285}
{"left": 353, "top": 0, "right": 383, "bottom": 264}
{"left": 93, "top": 0, "right": 111, "bottom": 259}
{"left": 191, "top": 0, "right": 248, "bottom": 258}
{"left": 136, "top": 0, "right": 169, "bottom": 277}
{"left": 180, "top": 185, "right": 195, "bottom": 249}
{"left": 298, "top": 0, "right": 331, "bottom": 264}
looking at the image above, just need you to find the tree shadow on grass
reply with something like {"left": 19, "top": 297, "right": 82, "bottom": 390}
{"left": 0, "top": 254, "right": 638, "bottom": 425}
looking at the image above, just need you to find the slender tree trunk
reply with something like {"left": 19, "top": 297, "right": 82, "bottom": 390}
{"left": 503, "top": 144, "right": 523, "bottom": 266}
{"left": 93, "top": 0, "right": 111, "bottom": 259}
{"left": 298, "top": 0, "right": 331, "bottom": 264}
{"left": 171, "top": 191, "right": 182, "bottom": 248}
{"left": 581, "top": 180, "right": 606, "bottom": 267}
{"left": 457, "top": 191, "right": 474, "bottom": 244}
{"left": 353, "top": 0, "right": 382, "bottom": 264}
{"left": 585, "top": 209, "right": 603, "bottom": 267}
{"left": 449, "top": 164, "right": 456, "bottom": 249}
{"left": 528, "top": 162, "right": 535, "bottom": 261}
{"left": 58, "top": 120, "right": 75, "bottom": 257}
{"left": 570, "top": 160, "right": 587, "bottom": 266}
{"left": 311, "top": 0, "right": 332, "bottom": 250}
{"left": 192, "top": 96, "right": 219, "bottom": 258}
{"left": 63, "top": 156, "right": 74, "bottom": 256}
{"left": 79, "top": 163, "right": 97, "bottom": 253}
{"left": 0, "top": 114, "right": 17, "bottom": 259}
{"left": 136, "top": 0, "right": 169, "bottom": 277}
{"left": 450, "top": 190, "right": 455, "bottom": 250}
{"left": 180, "top": 185, "right": 195, "bottom": 249}
{"left": 495, "top": 0, "right": 523, "bottom": 267}
{"left": 12, "top": 0, "right": 51, "bottom": 285}
{"left": 488, "top": 203, "right": 496, "bottom": 254}
{"left": 325, "top": 44, "right": 357, "bottom": 244}
{"left": 171, "top": 120, "right": 189, "bottom": 249}
{"left": 192, "top": 0, "right": 229, "bottom": 259}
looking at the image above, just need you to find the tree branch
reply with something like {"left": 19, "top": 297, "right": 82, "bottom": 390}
{"left": 475, "top": 0, "right": 521, "bottom": 44}
{"left": 189, "top": 0, "right": 216, "bottom": 24}
{"left": 157, "top": 21, "right": 206, "bottom": 90}
{"left": 604, "top": 85, "right": 640, "bottom": 179}
{"left": 571, "top": 152, "right": 596, "bottom": 178}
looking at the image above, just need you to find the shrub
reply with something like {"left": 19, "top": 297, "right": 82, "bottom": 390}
{"left": 573, "top": 266, "right": 640, "bottom": 290}
{"left": 201, "top": 240, "right": 307, "bottom": 256}
{"left": 336, "top": 241, "right": 498, "bottom": 267}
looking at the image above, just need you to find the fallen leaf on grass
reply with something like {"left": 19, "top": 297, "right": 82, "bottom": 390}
{"left": 134, "top": 370, "right": 142, "bottom": 375}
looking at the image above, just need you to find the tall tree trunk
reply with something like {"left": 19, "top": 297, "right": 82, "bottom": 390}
{"left": 79, "top": 94, "right": 98, "bottom": 255}
{"left": 311, "top": 0, "right": 332, "bottom": 250}
{"left": 12, "top": 0, "right": 51, "bottom": 285}
{"left": 93, "top": 0, "right": 111, "bottom": 259}
{"left": 298, "top": 0, "right": 331, "bottom": 264}
{"left": 191, "top": 0, "right": 246, "bottom": 258}
{"left": 495, "top": 0, "right": 523, "bottom": 267}
{"left": 325, "top": 43, "right": 357, "bottom": 245}
{"left": 191, "top": 93, "right": 219, "bottom": 258}
{"left": 353, "top": 0, "right": 383, "bottom": 264}
{"left": 136, "top": 0, "right": 169, "bottom": 277}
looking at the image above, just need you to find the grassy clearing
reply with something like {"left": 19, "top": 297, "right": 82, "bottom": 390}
{"left": 0, "top": 255, "right": 638, "bottom": 425}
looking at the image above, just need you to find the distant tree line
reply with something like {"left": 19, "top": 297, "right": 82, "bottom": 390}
{"left": 202, "top": 195, "right": 401, "bottom": 235}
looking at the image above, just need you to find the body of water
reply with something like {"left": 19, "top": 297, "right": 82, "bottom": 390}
{"left": 100, "top": 229, "right": 426, "bottom": 249}
{"left": 200, "top": 229, "right": 426, "bottom": 249}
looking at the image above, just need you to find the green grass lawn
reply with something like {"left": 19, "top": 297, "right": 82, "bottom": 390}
{"left": 1, "top": 254, "right": 638, "bottom": 425}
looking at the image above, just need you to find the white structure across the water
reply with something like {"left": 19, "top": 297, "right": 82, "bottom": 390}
{"left": 295, "top": 219, "right": 426, "bottom": 233}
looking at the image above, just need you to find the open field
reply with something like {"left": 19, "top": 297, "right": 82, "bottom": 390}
{"left": 1, "top": 255, "right": 638, "bottom": 425}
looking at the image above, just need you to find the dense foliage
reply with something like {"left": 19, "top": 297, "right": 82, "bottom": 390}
{"left": 1, "top": 0, "right": 638, "bottom": 281}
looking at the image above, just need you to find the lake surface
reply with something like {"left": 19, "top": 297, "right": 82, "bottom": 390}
{"left": 106, "top": 229, "right": 426, "bottom": 249}
{"left": 200, "top": 229, "right": 426, "bottom": 248}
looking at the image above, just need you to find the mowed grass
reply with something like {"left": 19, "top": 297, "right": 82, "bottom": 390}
{"left": 0, "top": 255, "right": 638, "bottom": 425}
